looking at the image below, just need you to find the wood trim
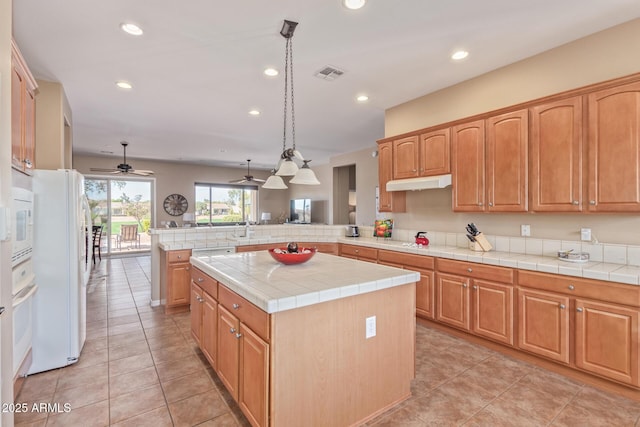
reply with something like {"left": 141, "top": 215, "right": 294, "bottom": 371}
{"left": 11, "top": 39, "right": 37, "bottom": 92}
{"left": 437, "top": 258, "right": 514, "bottom": 284}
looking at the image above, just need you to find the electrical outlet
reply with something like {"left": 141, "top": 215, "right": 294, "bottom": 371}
{"left": 521, "top": 224, "right": 531, "bottom": 237}
{"left": 365, "top": 316, "right": 376, "bottom": 339}
{"left": 581, "top": 228, "right": 592, "bottom": 241}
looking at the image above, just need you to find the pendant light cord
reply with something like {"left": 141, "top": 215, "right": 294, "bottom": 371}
{"left": 281, "top": 37, "right": 296, "bottom": 156}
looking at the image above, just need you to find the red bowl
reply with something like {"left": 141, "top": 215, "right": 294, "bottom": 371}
{"left": 268, "top": 247, "right": 317, "bottom": 265}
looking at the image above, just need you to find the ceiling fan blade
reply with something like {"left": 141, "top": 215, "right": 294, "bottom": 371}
{"left": 229, "top": 178, "right": 247, "bottom": 184}
{"left": 252, "top": 178, "right": 266, "bottom": 183}
{"left": 130, "top": 170, "right": 153, "bottom": 176}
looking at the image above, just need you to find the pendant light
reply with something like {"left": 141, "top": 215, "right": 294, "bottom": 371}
{"left": 269, "top": 20, "right": 320, "bottom": 186}
{"left": 262, "top": 169, "right": 288, "bottom": 189}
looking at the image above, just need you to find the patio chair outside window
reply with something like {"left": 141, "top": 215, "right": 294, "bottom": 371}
{"left": 116, "top": 224, "right": 141, "bottom": 249}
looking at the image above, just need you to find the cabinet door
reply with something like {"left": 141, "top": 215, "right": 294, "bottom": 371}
{"left": 217, "top": 305, "right": 240, "bottom": 400}
{"left": 530, "top": 97, "right": 583, "bottom": 212}
{"left": 167, "top": 262, "right": 191, "bottom": 307}
{"left": 239, "top": 324, "right": 269, "bottom": 427}
{"left": 486, "top": 110, "right": 528, "bottom": 212}
{"left": 452, "top": 120, "right": 485, "bottom": 212}
{"left": 23, "top": 89, "right": 35, "bottom": 170}
{"left": 436, "top": 273, "right": 470, "bottom": 330}
{"left": 518, "top": 289, "right": 569, "bottom": 364}
{"left": 378, "top": 141, "right": 406, "bottom": 212}
{"left": 190, "top": 283, "right": 203, "bottom": 346}
{"left": 588, "top": 81, "right": 640, "bottom": 212}
{"left": 202, "top": 291, "right": 218, "bottom": 369}
{"left": 419, "top": 128, "right": 450, "bottom": 176}
{"left": 11, "top": 65, "right": 24, "bottom": 170}
{"left": 575, "top": 299, "right": 639, "bottom": 386}
{"left": 415, "top": 268, "right": 435, "bottom": 320}
{"left": 472, "top": 280, "right": 513, "bottom": 346}
{"left": 393, "top": 135, "right": 419, "bottom": 179}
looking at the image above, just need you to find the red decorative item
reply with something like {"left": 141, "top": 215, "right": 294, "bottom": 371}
{"left": 268, "top": 247, "right": 317, "bottom": 265}
{"left": 415, "top": 232, "right": 429, "bottom": 245}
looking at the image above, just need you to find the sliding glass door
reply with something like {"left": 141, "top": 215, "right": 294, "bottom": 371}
{"left": 85, "top": 177, "right": 154, "bottom": 255}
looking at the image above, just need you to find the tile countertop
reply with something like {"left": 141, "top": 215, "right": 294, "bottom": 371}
{"left": 339, "top": 237, "right": 640, "bottom": 286}
{"left": 190, "top": 251, "right": 419, "bottom": 314}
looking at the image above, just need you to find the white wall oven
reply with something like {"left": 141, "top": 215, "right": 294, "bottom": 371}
{"left": 11, "top": 187, "right": 34, "bottom": 268}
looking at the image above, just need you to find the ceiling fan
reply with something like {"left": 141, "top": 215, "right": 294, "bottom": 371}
{"left": 90, "top": 141, "right": 154, "bottom": 176}
{"left": 229, "top": 159, "right": 265, "bottom": 184}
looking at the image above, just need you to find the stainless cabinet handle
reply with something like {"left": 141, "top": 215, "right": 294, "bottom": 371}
{"left": 577, "top": 307, "right": 583, "bottom": 313}
{"left": 568, "top": 285, "right": 575, "bottom": 291}
{"left": 559, "top": 304, "right": 565, "bottom": 309}
{"left": 467, "top": 268, "right": 473, "bottom": 273}
{"left": 233, "top": 303, "right": 240, "bottom": 310}
{"left": 230, "top": 327, "right": 236, "bottom": 333}
{"left": 197, "top": 278, "right": 203, "bottom": 282}
{"left": 589, "top": 200, "right": 596, "bottom": 205}
{"left": 235, "top": 333, "right": 242, "bottom": 339}
{"left": 573, "top": 200, "right": 579, "bottom": 205}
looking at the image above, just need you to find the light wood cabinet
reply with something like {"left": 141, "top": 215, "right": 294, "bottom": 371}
{"left": 377, "top": 141, "right": 406, "bottom": 212}
{"left": 530, "top": 96, "right": 584, "bottom": 212}
{"left": 436, "top": 259, "right": 514, "bottom": 345}
{"left": 202, "top": 291, "right": 218, "bottom": 369}
{"left": 588, "top": 81, "right": 640, "bottom": 212}
{"left": 518, "top": 288, "right": 570, "bottom": 364}
{"left": 239, "top": 323, "right": 270, "bottom": 427}
{"left": 339, "top": 244, "right": 378, "bottom": 263}
{"left": 486, "top": 109, "right": 528, "bottom": 212}
{"left": 11, "top": 40, "right": 37, "bottom": 173}
{"left": 162, "top": 249, "right": 192, "bottom": 314}
{"left": 452, "top": 120, "right": 485, "bottom": 211}
{"left": 419, "top": 128, "right": 451, "bottom": 176}
{"left": 575, "top": 299, "right": 639, "bottom": 386}
{"left": 392, "top": 135, "right": 419, "bottom": 179}
{"left": 217, "top": 304, "right": 241, "bottom": 400}
{"left": 190, "top": 284, "right": 203, "bottom": 347}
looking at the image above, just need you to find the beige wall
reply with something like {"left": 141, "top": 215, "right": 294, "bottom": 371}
{"left": 35, "top": 80, "right": 73, "bottom": 170}
{"left": 73, "top": 155, "right": 289, "bottom": 226}
{"left": 384, "top": 18, "right": 640, "bottom": 245}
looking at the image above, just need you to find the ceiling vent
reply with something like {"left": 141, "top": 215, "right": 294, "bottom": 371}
{"left": 314, "top": 65, "right": 345, "bottom": 81}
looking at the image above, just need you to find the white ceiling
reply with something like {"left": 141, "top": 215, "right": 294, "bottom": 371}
{"left": 12, "top": 1, "right": 640, "bottom": 171}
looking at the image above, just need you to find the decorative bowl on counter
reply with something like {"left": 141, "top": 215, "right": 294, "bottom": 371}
{"left": 557, "top": 250, "right": 590, "bottom": 263}
{"left": 268, "top": 247, "right": 317, "bottom": 265}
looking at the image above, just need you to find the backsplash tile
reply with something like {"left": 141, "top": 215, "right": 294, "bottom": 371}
{"left": 603, "top": 244, "right": 627, "bottom": 264}
{"left": 525, "top": 238, "right": 543, "bottom": 256}
{"left": 495, "top": 236, "right": 510, "bottom": 252}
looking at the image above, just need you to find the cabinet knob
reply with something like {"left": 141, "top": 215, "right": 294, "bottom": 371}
{"left": 412, "top": 169, "right": 417, "bottom": 172}
{"left": 589, "top": 200, "right": 596, "bottom": 205}
{"left": 467, "top": 268, "right": 473, "bottom": 273}
{"left": 186, "top": 267, "right": 190, "bottom": 271}
{"left": 24, "top": 159, "right": 33, "bottom": 169}
{"left": 576, "top": 307, "right": 583, "bottom": 313}
{"left": 230, "top": 327, "right": 236, "bottom": 333}
{"left": 472, "top": 285, "right": 477, "bottom": 290}
{"left": 559, "top": 304, "right": 565, "bottom": 310}
{"left": 233, "top": 303, "right": 240, "bottom": 310}
{"left": 177, "top": 255, "right": 182, "bottom": 259}
{"left": 235, "top": 333, "right": 242, "bottom": 339}
{"left": 355, "top": 249, "right": 359, "bottom": 253}
{"left": 573, "top": 200, "right": 579, "bottom": 205}
{"left": 478, "top": 202, "right": 483, "bottom": 206}
{"left": 488, "top": 202, "right": 493, "bottom": 207}
{"left": 197, "top": 278, "right": 203, "bottom": 282}
{"left": 568, "top": 285, "right": 575, "bottom": 291}
{"left": 462, "top": 283, "right": 468, "bottom": 288}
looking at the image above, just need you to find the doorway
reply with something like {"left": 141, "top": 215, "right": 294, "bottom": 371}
{"left": 332, "top": 164, "right": 356, "bottom": 225}
{"left": 85, "top": 177, "right": 154, "bottom": 255}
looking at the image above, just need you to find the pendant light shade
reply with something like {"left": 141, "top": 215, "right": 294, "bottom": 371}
{"left": 262, "top": 172, "right": 288, "bottom": 189}
{"left": 275, "top": 158, "right": 299, "bottom": 176}
{"left": 290, "top": 161, "right": 320, "bottom": 185}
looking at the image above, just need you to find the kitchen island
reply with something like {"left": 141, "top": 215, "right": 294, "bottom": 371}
{"left": 190, "top": 250, "right": 418, "bottom": 427}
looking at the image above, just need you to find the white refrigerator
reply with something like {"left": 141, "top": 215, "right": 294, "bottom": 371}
{"left": 30, "top": 169, "right": 92, "bottom": 374}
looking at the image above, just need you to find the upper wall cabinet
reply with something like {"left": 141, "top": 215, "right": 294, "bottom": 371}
{"left": 530, "top": 96, "right": 584, "bottom": 212}
{"left": 11, "top": 40, "right": 37, "bottom": 174}
{"left": 588, "top": 81, "right": 640, "bottom": 212}
{"left": 392, "top": 129, "right": 451, "bottom": 180}
{"left": 452, "top": 110, "right": 528, "bottom": 213}
{"left": 378, "top": 141, "right": 406, "bottom": 213}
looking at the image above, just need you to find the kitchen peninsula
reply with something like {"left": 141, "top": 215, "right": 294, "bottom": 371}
{"left": 189, "top": 250, "right": 418, "bottom": 427}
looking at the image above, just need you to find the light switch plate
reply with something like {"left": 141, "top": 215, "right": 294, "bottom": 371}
{"left": 520, "top": 224, "right": 531, "bottom": 237}
{"left": 581, "top": 228, "right": 592, "bottom": 241}
{"left": 365, "top": 316, "right": 376, "bottom": 339}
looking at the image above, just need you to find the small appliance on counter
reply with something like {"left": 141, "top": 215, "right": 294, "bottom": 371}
{"left": 415, "top": 232, "right": 429, "bottom": 246}
{"left": 345, "top": 225, "right": 359, "bottom": 237}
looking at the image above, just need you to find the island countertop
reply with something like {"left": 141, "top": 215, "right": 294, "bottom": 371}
{"left": 190, "top": 250, "right": 419, "bottom": 314}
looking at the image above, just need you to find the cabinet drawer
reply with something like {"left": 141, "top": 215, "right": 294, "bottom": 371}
{"left": 518, "top": 270, "right": 640, "bottom": 307}
{"left": 378, "top": 250, "right": 434, "bottom": 270}
{"left": 167, "top": 249, "right": 192, "bottom": 263}
{"left": 340, "top": 244, "right": 378, "bottom": 260}
{"left": 218, "top": 285, "right": 270, "bottom": 342}
{"left": 437, "top": 259, "right": 514, "bottom": 284}
{"left": 191, "top": 266, "right": 218, "bottom": 298}
{"left": 299, "top": 242, "right": 338, "bottom": 255}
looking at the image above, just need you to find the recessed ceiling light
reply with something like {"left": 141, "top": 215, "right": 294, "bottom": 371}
{"left": 343, "top": 0, "right": 366, "bottom": 10}
{"left": 120, "top": 23, "right": 143, "bottom": 36}
{"left": 116, "top": 81, "right": 133, "bottom": 89}
{"left": 264, "top": 68, "right": 279, "bottom": 77}
{"left": 248, "top": 109, "right": 261, "bottom": 116}
{"left": 451, "top": 50, "right": 469, "bottom": 60}
{"left": 356, "top": 95, "right": 369, "bottom": 102}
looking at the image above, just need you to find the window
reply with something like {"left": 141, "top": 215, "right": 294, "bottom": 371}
{"left": 195, "top": 183, "right": 258, "bottom": 225}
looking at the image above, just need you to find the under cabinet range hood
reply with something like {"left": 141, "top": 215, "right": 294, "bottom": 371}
{"left": 386, "top": 174, "right": 452, "bottom": 191}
